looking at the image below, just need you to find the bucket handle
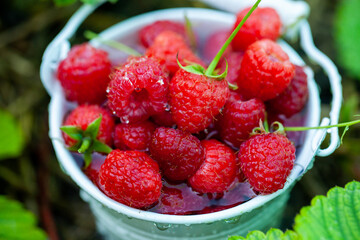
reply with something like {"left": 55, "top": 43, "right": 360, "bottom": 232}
{"left": 299, "top": 21, "right": 342, "bottom": 157}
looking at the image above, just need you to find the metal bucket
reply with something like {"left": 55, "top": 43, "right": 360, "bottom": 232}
{"left": 40, "top": 2, "right": 342, "bottom": 239}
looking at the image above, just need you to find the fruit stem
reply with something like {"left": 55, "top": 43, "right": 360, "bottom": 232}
{"left": 204, "top": 0, "right": 261, "bottom": 76}
{"left": 283, "top": 119, "right": 360, "bottom": 132}
{"left": 84, "top": 30, "right": 142, "bottom": 57}
{"left": 78, "top": 137, "right": 91, "bottom": 154}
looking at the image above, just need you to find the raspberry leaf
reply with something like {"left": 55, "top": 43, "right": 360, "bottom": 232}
{"left": 228, "top": 181, "right": 360, "bottom": 240}
{"left": 0, "top": 196, "right": 47, "bottom": 240}
{"left": 335, "top": 0, "right": 360, "bottom": 79}
{"left": 0, "top": 110, "right": 24, "bottom": 160}
{"left": 294, "top": 181, "right": 360, "bottom": 240}
{"left": 229, "top": 229, "right": 299, "bottom": 240}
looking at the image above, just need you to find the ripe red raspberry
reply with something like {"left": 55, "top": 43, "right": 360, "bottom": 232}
{"left": 238, "top": 133, "right": 295, "bottom": 194}
{"left": 202, "top": 30, "right": 231, "bottom": 64}
{"left": 237, "top": 39, "right": 295, "bottom": 101}
{"left": 218, "top": 51, "right": 244, "bottom": 86}
{"left": 98, "top": 150, "right": 162, "bottom": 209}
{"left": 232, "top": 7, "right": 282, "bottom": 51}
{"left": 145, "top": 31, "right": 205, "bottom": 76}
{"left": 62, "top": 105, "right": 114, "bottom": 148}
{"left": 169, "top": 69, "right": 230, "bottom": 133}
{"left": 149, "top": 127, "right": 205, "bottom": 181}
{"left": 139, "top": 20, "right": 186, "bottom": 48}
{"left": 107, "top": 56, "right": 170, "bottom": 123}
{"left": 267, "top": 65, "right": 309, "bottom": 117}
{"left": 57, "top": 43, "right": 112, "bottom": 104}
{"left": 114, "top": 120, "right": 156, "bottom": 151}
{"left": 216, "top": 92, "right": 266, "bottom": 149}
{"left": 189, "top": 140, "right": 237, "bottom": 193}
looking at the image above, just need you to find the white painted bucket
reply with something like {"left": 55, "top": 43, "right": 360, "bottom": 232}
{"left": 40, "top": 2, "right": 342, "bottom": 239}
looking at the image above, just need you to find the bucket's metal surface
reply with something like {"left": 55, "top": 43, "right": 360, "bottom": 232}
{"left": 43, "top": 6, "right": 341, "bottom": 240}
{"left": 81, "top": 189, "right": 290, "bottom": 240}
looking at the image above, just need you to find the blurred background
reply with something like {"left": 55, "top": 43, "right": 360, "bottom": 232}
{"left": 0, "top": 0, "right": 359, "bottom": 239}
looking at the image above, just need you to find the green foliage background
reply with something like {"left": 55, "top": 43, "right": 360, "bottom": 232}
{"left": 0, "top": 0, "right": 359, "bottom": 239}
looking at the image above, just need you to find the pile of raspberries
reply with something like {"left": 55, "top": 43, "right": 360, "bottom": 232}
{"left": 57, "top": 6, "right": 308, "bottom": 215}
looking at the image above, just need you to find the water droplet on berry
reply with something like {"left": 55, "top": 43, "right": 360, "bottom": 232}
{"left": 157, "top": 78, "right": 164, "bottom": 85}
{"left": 224, "top": 216, "right": 241, "bottom": 224}
{"left": 134, "top": 87, "right": 141, "bottom": 92}
{"left": 112, "top": 111, "right": 116, "bottom": 115}
{"left": 106, "top": 88, "right": 110, "bottom": 93}
{"left": 164, "top": 103, "right": 171, "bottom": 111}
{"left": 120, "top": 116, "right": 130, "bottom": 124}
{"left": 154, "top": 223, "right": 171, "bottom": 231}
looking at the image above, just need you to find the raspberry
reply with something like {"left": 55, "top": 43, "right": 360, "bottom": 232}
{"left": 238, "top": 133, "right": 295, "bottom": 194}
{"left": 217, "top": 92, "right": 266, "bottom": 149}
{"left": 139, "top": 20, "right": 186, "bottom": 48}
{"left": 149, "top": 127, "right": 205, "bottom": 181}
{"left": 169, "top": 69, "right": 230, "bottom": 133}
{"left": 237, "top": 39, "right": 295, "bottom": 101}
{"left": 232, "top": 7, "right": 282, "bottom": 51}
{"left": 218, "top": 51, "right": 244, "bottom": 86}
{"left": 98, "top": 150, "right": 162, "bottom": 209}
{"left": 57, "top": 43, "right": 112, "bottom": 104}
{"left": 107, "top": 56, "right": 170, "bottom": 123}
{"left": 62, "top": 105, "right": 114, "bottom": 148}
{"left": 267, "top": 65, "right": 309, "bottom": 117}
{"left": 189, "top": 140, "right": 237, "bottom": 193}
{"left": 145, "top": 31, "right": 205, "bottom": 76}
{"left": 114, "top": 120, "right": 156, "bottom": 151}
{"left": 202, "top": 30, "right": 231, "bottom": 64}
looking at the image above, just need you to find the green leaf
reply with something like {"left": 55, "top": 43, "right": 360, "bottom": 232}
{"left": 54, "top": 0, "right": 76, "bottom": 6}
{"left": 294, "top": 181, "right": 360, "bottom": 240}
{"left": 0, "top": 196, "right": 47, "bottom": 240}
{"left": 92, "top": 140, "right": 112, "bottom": 154}
{"left": 177, "top": 55, "right": 205, "bottom": 75}
{"left": 335, "top": 0, "right": 360, "bottom": 80}
{"left": 229, "top": 229, "right": 299, "bottom": 240}
{"left": 84, "top": 115, "right": 102, "bottom": 139}
{"left": 60, "top": 125, "right": 83, "bottom": 141}
{"left": 0, "top": 110, "right": 24, "bottom": 160}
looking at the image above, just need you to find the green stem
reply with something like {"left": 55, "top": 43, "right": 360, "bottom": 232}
{"left": 204, "top": 0, "right": 261, "bottom": 76}
{"left": 284, "top": 119, "right": 360, "bottom": 132}
{"left": 78, "top": 137, "right": 91, "bottom": 153}
{"left": 84, "top": 30, "right": 141, "bottom": 56}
